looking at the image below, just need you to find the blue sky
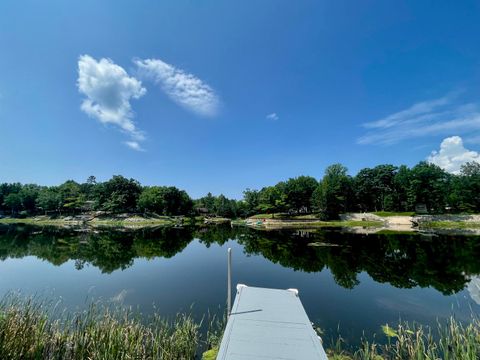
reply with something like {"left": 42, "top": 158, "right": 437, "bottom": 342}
{"left": 1, "top": 0, "right": 480, "bottom": 198}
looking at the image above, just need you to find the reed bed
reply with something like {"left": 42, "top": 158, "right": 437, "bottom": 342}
{"left": 0, "top": 296, "right": 200, "bottom": 360}
{"left": 328, "top": 317, "right": 480, "bottom": 360}
{"left": 1, "top": 294, "right": 479, "bottom": 360}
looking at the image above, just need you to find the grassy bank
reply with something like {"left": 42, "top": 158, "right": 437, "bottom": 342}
{"left": 0, "top": 216, "right": 175, "bottom": 228}
{"left": 258, "top": 220, "right": 384, "bottom": 228}
{"left": 373, "top": 211, "right": 415, "bottom": 217}
{"left": 0, "top": 215, "right": 213, "bottom": 228}
{"left": 328, "top": 317, "right": 480, "bottom": 359}
{"left": 0, "top": 296, "right": 202, "bottom": 360}
{"left": 419, "top": 221, "right": 480, "bottom": 229}
{"left": 247, "top": 214, "right": 384, "bottom": 228}
{"left": 249, "top": 213, "right": 320, "bottom": 220}
{"left": 0, "top": 296, "right": 479, "bottom": 359}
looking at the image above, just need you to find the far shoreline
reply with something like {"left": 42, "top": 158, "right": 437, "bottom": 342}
{"left": 3, "top": 212, "right": 480, "bottom": 233}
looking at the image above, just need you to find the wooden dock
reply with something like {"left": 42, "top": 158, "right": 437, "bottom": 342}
{"left": 216, "top": 285, "right": 328, "bottom": 359}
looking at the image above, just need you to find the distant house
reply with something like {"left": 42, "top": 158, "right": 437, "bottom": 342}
{"left": 195, "top": 207, "right": 209, "bottom": 215}
{"left": 81, "top": 200, "right": 95, "bottom": 212}
{"left": 415, "top": 204, "right": 428, "bottom": 214}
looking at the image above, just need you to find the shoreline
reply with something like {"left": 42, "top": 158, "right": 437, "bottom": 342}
{"left": 3, "top": 212, "right": 480, "bottom": 233}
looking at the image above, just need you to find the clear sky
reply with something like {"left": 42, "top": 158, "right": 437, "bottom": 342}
{"left": 1, "top": 0, "right": 480, "bottom": 198}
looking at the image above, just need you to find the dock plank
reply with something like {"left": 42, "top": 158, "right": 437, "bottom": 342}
{"left": 217, "top": 286, "right": 328, "bottom": 360}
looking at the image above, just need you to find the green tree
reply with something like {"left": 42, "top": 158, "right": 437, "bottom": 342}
{"left": 243, "top": 189, "right": 259, "bottom": 216}
{"left": 79, "top": 176, "right": 98, "bottom": 201}
{"left": 58, "top": 180, "right": 83, "bottom": 214}
{"left": 354, "top": 165, "right": 397, "bottom": 212}
{"left": 257, "top": 186, "right": 287, "bottom": 217}
{"left": 19, "top": 184, "right": 41, "bottom": 213}
{"left": 138, "top": 187, "right": 166, "bottom": 214}
{"left": 354, "top": 168, "right": 376, "bottom": 211}
{"left": 214, "top": 194, "right": 237, "bottom": 218}
{"left": 408, "top": 162, "right": 449, "bottom": 213}
{"left": 393, "top": 165, "right": 411, "bottom": 211}
{"left": 0, "top": 183, "right": 22, "bottom": 213}
{"left": 449, "top": 162, "right": 480, "bottom": 212}
{"left": 312, "top": 164, "right": 352, "bottom": 219}
{"left": 138, "top": 186, "right": 193, "bottom": 216}
{"left": 284, "top": 176, "right": 318, "bottom": 213}
{"left": 3, "top": 193, "right": 22, "bottom": 215}
{"left": 162, "top": 187, "right": 193, "bottom": 216}
{"left": 96, "top": 176, "right": 142, "bottom": 213}
{"left": 36, "top": 187, "right": 62, "bottom": 214}
{"left": 196, "top": 192, "right": 216, "bottom": 214}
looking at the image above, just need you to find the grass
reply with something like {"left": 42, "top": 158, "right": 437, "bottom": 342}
{"left": 1, "top": 295, "right": 479, "bottom": 359}
{"left": 420, "top": 221, "right": 480, "bottom": 229}
{"left": 289, "top": 221, "right": 383, "bottom": 228}
{"left": 231, "top": 219, "right": 247, "bottom": 226}
{"left": 249, "top": 213, "right": 324, "bottom": 220}
{"left": 0, "top": 295, "right": 200, "bottom": 360}
{"left": 249, "top": 213, "right": 285, "bottom": 219}
{"left": 0, "top": 217, "right": 177, "bottom": 228}
{"left": 0, "top": 218, "right": 74, "bottom": 226}
{"left": 250, "top": 219, "right": 384, "bottom": 228}
{"left": 373, "top": 211, "right": 415, "bottom": 217}
{"left": 0, "top": 215, "right": 232, "bottom": 228}
{"left": 327, "top": 317, "right": 480, "bottom": 359}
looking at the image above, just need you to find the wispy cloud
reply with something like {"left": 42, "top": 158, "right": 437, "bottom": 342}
{"left": 363, "top": 95, "right": 452, "bottom": 130}
{"left": 358, "top": 93, "right": 480, "bottom": 145}
{"left": 427, "top": 136, "right": 480, "bottom": 174}
{"left": 134, "top": 58, "right": 219, "bottom": 117}
{"left": 266, "top": 112, "right": 279, "bottom": 121}
{"left": 467, "top": 276, "right": 480, "bottom": 305}
{"left": 124, "top": 141, "right": 145, "bottom": 152}
{"left": 77, "top": 55, "right": 147, "bottom": 145}
{"left": 110, "top": 289, "right": 131, "bottom": 303}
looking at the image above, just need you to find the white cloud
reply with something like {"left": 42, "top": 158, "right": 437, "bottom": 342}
{"left": 77, "top": 55, "right": 146, "bottom": 141}
{"left": 358, "top": 93, "right": 480, "bottom": 145}
{"left": 134, "top": 58, "right": 219, "bottom": 117}
{"left": 427, "top": 136, "right": 480, "bottom": 174}
{"left": 111, "top": 289, "right": 130, "bottom": 303}
{"left": 363, "top": 95, "right": 452, "bottom": 130}
{"left": 124, "top": 141, "right": 145, "bottom": 152}
{"left": 266, "top": 112, "right": 279, "bottom": 121}
{"left": 467, "top": 276, "right": 480, "bottom": 305}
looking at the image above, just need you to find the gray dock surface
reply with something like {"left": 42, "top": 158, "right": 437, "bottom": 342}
{"left": 217, "top": 285, "right": 328, "bottom": 360}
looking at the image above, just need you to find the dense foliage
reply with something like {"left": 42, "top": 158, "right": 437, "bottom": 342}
{"left": 0, "top": 176, "right": 194, "bottom": 217}
{"left": 2, "top": 161, "right": 480, "bottom": 219}
{"left": 242, "top": 161, "right": 480, "bottom": 219}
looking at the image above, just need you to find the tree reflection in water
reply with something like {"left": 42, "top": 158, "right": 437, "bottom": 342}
{"left": 1, "top": 224, "right": 480, "bottom": 295}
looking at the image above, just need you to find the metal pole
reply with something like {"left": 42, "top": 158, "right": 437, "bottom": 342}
{"left": 227, "top": 247, "right": 232, "bottom": 319}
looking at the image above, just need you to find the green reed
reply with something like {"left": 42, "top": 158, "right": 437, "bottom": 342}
{"left": 0, "top": 295, "right": 199, "bottom": 360}
{"left": 328, "top": 317, "right": 480, "bottom": 360}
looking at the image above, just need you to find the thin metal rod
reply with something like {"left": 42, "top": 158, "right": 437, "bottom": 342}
{"left": 227, "top": 247, "right": 232, "bottom": 319}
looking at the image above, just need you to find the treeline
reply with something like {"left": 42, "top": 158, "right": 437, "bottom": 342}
{"left": 0, "top": 176, "right": 194, "bottom": 217}
{"left": 1, "top": 160, "right": 480, "bottom": 219}
{"left": 240, "top": 161, "right": 480, "bottom": 219}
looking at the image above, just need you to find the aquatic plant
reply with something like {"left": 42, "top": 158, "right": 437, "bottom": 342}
{"left": 328, "top": 317, "right": 480, "bottom": 359}
{"left": 0, "top": 295, "right": 199, "bottom": 360}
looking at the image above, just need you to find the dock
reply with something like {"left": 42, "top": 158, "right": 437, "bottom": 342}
{"left": 216, "top": 285, "right": 328, "bottom": 359}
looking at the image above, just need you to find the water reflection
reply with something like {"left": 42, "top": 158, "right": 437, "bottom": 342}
{"left": 1, "top": 224, "right": 480, "bottom": 296}
{"left": 467, "top": 276, "right": 480, "bottom": 305}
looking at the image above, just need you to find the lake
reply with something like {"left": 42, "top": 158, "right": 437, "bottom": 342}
{"left": 0, "top": 224, "right": 479, "bottom": 347}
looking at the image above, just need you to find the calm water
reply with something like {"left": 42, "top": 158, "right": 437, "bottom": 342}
{"left": 1, "top": 224, "right": 479, "bottom": 345}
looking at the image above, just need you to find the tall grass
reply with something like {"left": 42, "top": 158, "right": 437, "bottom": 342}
{"left": 1, "top": 294, "right": 479, "bottom": 359}
{"left": 0, "top": 295, "right": 200, "bottom": 359}
{"left": 328, "top": 317, "right": 480, "bottom": 360}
